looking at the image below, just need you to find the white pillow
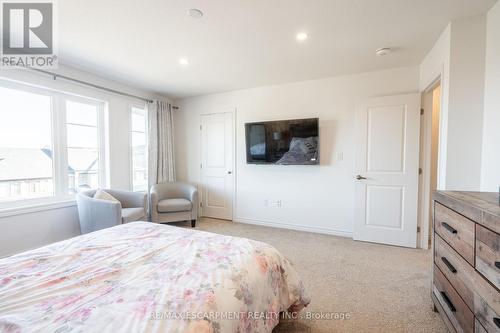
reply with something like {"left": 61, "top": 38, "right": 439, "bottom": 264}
{"left": 93, "top": 190, "right": 120, "bottom": 204}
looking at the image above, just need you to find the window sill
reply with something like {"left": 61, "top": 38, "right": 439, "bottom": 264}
{"left": 0, "top": 199, "right": 77, "bottom": 218}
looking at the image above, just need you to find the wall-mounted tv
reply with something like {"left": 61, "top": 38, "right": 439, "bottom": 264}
{"left": 245, "top": 118, "right": 319, "bottom": 165}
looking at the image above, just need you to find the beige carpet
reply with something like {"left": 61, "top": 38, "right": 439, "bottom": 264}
{"left": 170, "top": 218, "right": 447, "bottom": 333}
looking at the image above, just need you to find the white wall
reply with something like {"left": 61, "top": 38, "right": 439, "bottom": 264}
{"left": 175, "top": 66, "right": 420, "bottom": 236}
{"left": 481, "top": 1, "right": 500, "bottom": 191}
{"left": 446, "top": 15, "right": 486, "bottom": 190}
{"left": 419, "top": 24, "right": 451, "bottom": 190}
{"left": 0, "top": 65, "right": 162, "bottom": 257}
{"left": 419, "top": 15, "right": 487, "bottom": 191}
{"left": 0, "top": 206, "right": 80, "bottom": 257}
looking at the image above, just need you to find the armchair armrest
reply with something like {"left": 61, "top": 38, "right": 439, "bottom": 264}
{"left": 189, "top": 187, "right": 198, "bottom": 220}
{"left": 150, "top": 185, "right": 161, "bottom": 222}
{"left": 170, "top": 183, "right": 198, "bottom": 219}
{"left": 76, "top": 194, "right": 122, "bottom": 234}
{"left": 185, "top": 185, "right": 197, "bottom": 202}
{"left": 106, "top": 189, "right": 147, "bottom": 210}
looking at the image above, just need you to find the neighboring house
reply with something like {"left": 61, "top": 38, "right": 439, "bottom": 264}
{"left": 0, "top": 147, "right": 98, "bottom": 201}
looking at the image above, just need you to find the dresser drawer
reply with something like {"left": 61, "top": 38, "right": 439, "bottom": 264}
{"left": 484, "top": 212, "right": 500, "bottom": 235}
{"left": 476, "top": 224, "right": 500, "bottom": 290}
{"left": 435, "top": 234, "right": 475, "bottom": 310}
{"left": 473, "top": 270, "right": 500, "bottom": 333}
{"left": 435, "top": 202, "right": 475, "bottom": 265}
{"left": 434, "top": 265, "right": 474, "bottom": 333}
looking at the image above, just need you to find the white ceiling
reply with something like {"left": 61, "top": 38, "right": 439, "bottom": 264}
{"left": 58, "top": 0, "right": 497, "bottom": 98}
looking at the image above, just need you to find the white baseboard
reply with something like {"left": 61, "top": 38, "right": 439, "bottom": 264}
{"left": 233, "top": 217, "right": 353, "bottom": 238}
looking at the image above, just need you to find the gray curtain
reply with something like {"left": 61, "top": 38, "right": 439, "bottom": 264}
{"left": 148, "top": 100, "right": 176, "bottom": 188}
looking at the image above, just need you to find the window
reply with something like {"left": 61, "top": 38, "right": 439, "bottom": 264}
{"left": 0, "top": 81, "right": 106, "bottom": 206}
{"left": 130, "top": 106, "right": 147, "bottom": 191}
{"left": 66, "top": 100, "right": 102, "bottom": 194}
{"left": 0, "top": 86, "right": 53, "bottom": 202}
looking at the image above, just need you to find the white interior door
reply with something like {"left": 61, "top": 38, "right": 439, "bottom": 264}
{"left": 353, "top": 94, "right": 421, "bottom": 248}
{"left": 200, "top": 112, "right": 234, "bottom": 220}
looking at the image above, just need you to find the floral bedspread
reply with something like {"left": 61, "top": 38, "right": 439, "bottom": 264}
{"left": 0, "top": 222, "right": 309, "bottom": 333}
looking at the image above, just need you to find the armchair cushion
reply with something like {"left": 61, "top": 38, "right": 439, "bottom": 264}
{"left": 121, "top": 207, "right": 146, "bottom": 223}
{"left": 157, "top": 198, "right": 192, "bottom": 213}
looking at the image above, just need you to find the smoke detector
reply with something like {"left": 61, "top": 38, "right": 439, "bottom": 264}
{"left": 187, "top": 8, "right": 203, "bottom": 18}
{"left": 375, "top": 47, "right": 392, "bottom": 56}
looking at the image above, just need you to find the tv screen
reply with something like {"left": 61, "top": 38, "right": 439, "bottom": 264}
{"left": 245, "top": 118, "right": 319, "bottom": 165}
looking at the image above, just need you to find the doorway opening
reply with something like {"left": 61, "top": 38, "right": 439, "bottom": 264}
{"left": 418, "top": 79, "right": 442, "bottom": 249}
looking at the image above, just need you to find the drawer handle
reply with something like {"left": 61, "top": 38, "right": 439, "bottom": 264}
{"left": 442, "top": 222, "right": 457, "bottom": 234}
{"left": 441, "top": 257, "right": 457, "bottom": 273}
{"left": 494, "top": 317, "right": 500, "bottom": 329}
{"left": 495, "top": 262, "right": 500, "bottom": 270}
{"left": 440, "top": 291, "right": 456, "bottom": 312}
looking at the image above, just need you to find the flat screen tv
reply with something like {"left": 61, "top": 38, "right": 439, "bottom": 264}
{"left": 245, "top": 118, "right": 319, "bottom": 165}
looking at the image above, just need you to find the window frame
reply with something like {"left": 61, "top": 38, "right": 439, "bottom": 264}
{"left": 128, "top": 102, "right": 148, "bottom": 192}
{"left": 62, "top": 95, "right": 107, "bottom": 194}
{"left": 0, "top": 79, "right": 107, "bottom": 210}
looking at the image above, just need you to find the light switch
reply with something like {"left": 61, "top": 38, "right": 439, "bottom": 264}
{"left": 336, "top": 152, "right": 344, "bottom": 162}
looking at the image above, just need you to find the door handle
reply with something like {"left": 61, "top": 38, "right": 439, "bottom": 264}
{"left": 227, "top": 171, "right": 232, "bottom": 174}
{"left": 355, "top": 175, "right": 367, "bottom": 180}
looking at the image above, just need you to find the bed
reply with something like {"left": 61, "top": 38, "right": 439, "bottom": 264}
{"left": 0, "top": 222, "right": 309, "bottom": 332}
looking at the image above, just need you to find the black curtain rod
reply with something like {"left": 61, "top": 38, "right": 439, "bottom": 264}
{"left": 28, "top": 68, "right": 179, "bottom": 109}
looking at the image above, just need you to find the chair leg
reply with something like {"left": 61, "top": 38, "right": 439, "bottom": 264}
{"left": 191, "top": 219, "right": 196, "bottom": 228}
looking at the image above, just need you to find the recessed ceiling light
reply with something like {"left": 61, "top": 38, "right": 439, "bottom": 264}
{"left": 296, "top": 32, "right": 308, "bottom": 41}
{"left": 375, "top": 47, "right": 392, "bottom": 56}
{"left": 179, "top": 58, "right": 189, "bottom": 66}
{"left": 187, "top": 8, "right": 203, "bottom": 18}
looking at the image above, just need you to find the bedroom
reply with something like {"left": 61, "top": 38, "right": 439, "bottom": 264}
{"left": 0, "top": 0, "right": 499, "bottom": 332}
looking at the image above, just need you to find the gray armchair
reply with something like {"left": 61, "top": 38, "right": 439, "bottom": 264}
{"left": 76, "top": 189, "right": 147, "bottom": 234}
{"left": 150, "top": 182, "right": 198, "bottom": 227}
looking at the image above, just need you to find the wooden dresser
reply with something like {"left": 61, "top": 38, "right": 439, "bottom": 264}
{"left": 432, "top": 191, "right": 500, "bottom": 333}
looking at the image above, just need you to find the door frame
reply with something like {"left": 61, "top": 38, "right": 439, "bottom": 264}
{"left": 198, "top": 108, "right": 237, "bottom": 221}
{"left": 417, "top": 76, "right": 443, "bottom": 249}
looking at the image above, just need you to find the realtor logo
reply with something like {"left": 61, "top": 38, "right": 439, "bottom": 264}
{"left": 1, "top": 0, "right": 57, "bottom": 68}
